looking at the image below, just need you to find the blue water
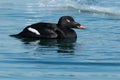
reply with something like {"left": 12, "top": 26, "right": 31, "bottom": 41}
{"left": 0, "top": 0, "right": 120, "bottom": 80}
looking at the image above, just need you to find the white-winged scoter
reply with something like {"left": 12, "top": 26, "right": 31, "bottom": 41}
{"left": 10, "top": 16, "right": 85, "bottom": 39}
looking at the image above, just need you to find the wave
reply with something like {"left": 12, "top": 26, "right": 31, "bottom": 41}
{"left": 71, "top": 5, "right": 120, "bottom": 17}
{"left": 37, "top": 0, "right": 120, "bottom": 17}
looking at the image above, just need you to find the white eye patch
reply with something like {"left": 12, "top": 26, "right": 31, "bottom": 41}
{"left": 28, "top": 27, "right": 40, "bottom": 35}
{"left": 66, "top": 19, "right": 71, "bottom": 23}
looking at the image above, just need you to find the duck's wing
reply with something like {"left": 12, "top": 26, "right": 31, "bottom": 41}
{"left": 22, "top": 23, "right": 58, "bottom": 38}
{"left": 32, "top": 23, "right": 58, "bottom": 38}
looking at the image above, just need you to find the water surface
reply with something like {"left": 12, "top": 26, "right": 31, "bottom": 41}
{"left": 0, "top": 0, "right": 120, "bottom": 80}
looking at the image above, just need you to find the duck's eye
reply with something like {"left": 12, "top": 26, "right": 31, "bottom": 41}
{"left": 66, "top": 19, "right": 71, "bottom": 23}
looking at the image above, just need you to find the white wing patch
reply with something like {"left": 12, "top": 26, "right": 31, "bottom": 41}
{"left": 28, "top": 27, "right": 40, "bottom": 35}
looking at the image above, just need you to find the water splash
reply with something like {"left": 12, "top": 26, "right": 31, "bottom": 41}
{"left": 37, "top": 0, "right": 120, "bottom": 17}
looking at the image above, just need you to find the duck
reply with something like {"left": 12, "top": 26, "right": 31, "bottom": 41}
{"left": 10, "top": 16, "right": 85, "bottom": 39}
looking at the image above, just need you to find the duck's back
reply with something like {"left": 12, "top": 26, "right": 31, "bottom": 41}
{"left": 13, "top": 22, "right": 58, "bottom": 38}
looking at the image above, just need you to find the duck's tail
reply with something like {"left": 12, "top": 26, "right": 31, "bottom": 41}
{"left": 9, "top": 34, "right": 19, "bottom": 37}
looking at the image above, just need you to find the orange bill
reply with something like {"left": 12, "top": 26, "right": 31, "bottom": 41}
{"left": 77, "top": 26, "right": 85, "bottom": 29}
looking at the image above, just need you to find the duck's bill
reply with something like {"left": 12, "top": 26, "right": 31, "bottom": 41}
{"left": 77, "top": 26, "right": 85, "bottom": 29}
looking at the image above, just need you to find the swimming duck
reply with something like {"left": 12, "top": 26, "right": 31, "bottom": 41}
{"left": 11, "top": 16, "right": 85, "bottom": 39}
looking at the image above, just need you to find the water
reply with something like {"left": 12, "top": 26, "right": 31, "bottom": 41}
{"left": 0, "top": 0, "right": 120, "bottom": 80}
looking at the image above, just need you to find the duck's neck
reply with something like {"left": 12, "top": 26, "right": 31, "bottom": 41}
{"left": 56, "top": 25, "right": 77, "bottom": 38}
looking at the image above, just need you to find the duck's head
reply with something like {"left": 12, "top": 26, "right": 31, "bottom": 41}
{"left": 57, "top": 16, "right": 85, "bottom": 29}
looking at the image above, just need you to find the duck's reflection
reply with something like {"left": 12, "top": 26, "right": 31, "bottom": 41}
{"left": 21, "top": 38, "right": 77, "bottom": 54}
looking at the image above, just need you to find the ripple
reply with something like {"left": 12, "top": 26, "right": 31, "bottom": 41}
{"left": 0, "top": 71, "right": 120, "bottom": 79}
{"left": 1, "top": 57, "right": 120, "bottom": 67}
